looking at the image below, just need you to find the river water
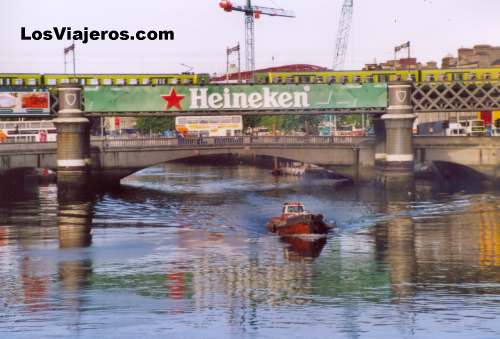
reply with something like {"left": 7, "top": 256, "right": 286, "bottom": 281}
{"left": 0, "top": 163, "right": 499, "bottom": 338}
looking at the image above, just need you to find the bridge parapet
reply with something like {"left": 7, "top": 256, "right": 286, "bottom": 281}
{"left": 89, "top": 135, "right": 365, "bottom": 149}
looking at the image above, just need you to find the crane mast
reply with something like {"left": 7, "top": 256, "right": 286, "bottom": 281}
{"left": 245, "top": 1, "right": 256, "bottom": 73}
{"left": 219, "top": 0, "right": 295, "bottom": 73}
{"left": 333, "top": 0, "right": 354, "bottom": 70}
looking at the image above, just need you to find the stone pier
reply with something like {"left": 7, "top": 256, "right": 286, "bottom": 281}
{"left": 372, "top": 115, "right": 387, "bottom": 169}
{"left": 379, "top": 81, "right": 417, "bottom": 188}
{"left": 53, "top": 85, "right": 90, "bottom": 181}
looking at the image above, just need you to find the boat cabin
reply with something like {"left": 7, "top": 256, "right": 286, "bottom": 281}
{"left": 282, "top": 202, "right": 306, "bottom": 215}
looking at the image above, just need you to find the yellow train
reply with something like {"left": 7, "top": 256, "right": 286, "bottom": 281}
{"left": 0, "top": 67, "right": 499, "bottom": 86}
{"left": 256, "top": 67, "right": 500, "bottom": 84}
{"left": 0, "top": 73, "right": 209, "bottom": 86}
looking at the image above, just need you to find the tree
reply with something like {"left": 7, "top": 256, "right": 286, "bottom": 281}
{"left": 243, "top": 116, "right": 262, "bottom": 130}
{"left": 135, "top": 117, "right": 175, "bottom": 135}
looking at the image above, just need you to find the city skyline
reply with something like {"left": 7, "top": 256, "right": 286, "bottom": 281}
{"left": 1, "top": 0, "right": 500, "bottom": 74}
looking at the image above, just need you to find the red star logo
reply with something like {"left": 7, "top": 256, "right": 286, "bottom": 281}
{"left": 161, "top": 88, "right": 185, "bottom": 110}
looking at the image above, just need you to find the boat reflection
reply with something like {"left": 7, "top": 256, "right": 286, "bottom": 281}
{"left": 281, "top": 236, "right": 327, "bottom": 260}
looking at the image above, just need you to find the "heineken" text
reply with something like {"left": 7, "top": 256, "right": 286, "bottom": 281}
{"left": 189, "top": 86, "right": 311, "bottom": 110}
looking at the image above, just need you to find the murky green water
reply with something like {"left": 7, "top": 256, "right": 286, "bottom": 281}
{"left": 0, "top": 163, "right": 499, "bottom": 338}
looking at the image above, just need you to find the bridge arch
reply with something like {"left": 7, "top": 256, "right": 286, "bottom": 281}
{"left": 93, "top": 145, "right": 367, "bottom": 183}
{"left": 430, "top": 161, "right": 492, "bottom": 182}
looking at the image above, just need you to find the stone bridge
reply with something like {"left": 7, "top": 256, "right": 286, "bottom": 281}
{"left": 0, "top": 135, "right": 498, "bottom": 184}
{"left": 0, "top": 136, "right": 372, "bottom": 181}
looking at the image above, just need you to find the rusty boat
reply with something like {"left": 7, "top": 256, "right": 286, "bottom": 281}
{"left": 267, "top": 202, "right": 331, "bottom": 236}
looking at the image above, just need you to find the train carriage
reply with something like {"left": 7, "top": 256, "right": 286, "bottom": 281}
{"left": 0, "top": 74, "right": 43, "bottom": 86}
{"left": 40, "top": 73, "right": 208, "bottom": 86}
{"left": 264, "top": 69, "right": 419, "bottom": 84}
{"left": 419, "top": 67, "right": 500, "bottom": 82}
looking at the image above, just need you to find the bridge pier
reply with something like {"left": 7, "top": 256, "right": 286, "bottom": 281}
{"left": 372, "top": 115, "right": 387, "bottom": 169}
{"left": 379, "top": 81, "right": 417, "bottom": 188}
{"left": 53, "top": 85, "right": 91, "bottom": 182}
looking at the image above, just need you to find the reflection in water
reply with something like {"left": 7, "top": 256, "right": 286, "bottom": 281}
{"left": 57, "top": 176, "right": 94, "bottom": 331}
{"left": 386, "top": 217, "right": 417, "bottom": 301}
{"left": 57, "top": 178, "right": 93, "bottom": 248}
{"left": 281, "top": 236, "right": 327, "bottom": 260}
{"left": 0, "top": 163, "right": 499, "bottom": 338}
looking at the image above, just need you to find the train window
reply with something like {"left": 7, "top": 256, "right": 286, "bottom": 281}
{"left": 365, "top": 75, "right": 374, "bottom": 83}
{"left": 286, "top": 76, "right": 293, "bottom": 84}
{"left": 27, "top": 79, "right": 37, "bottom": 85}
{"left": 89, "top": 79, "right": 99, "bottom": 85}
{"left": 327, "top": 76, "right": 336, "bottom": 84}
{"left": 156, "top": 78, "right": 166, "bottom": 85}
{"left": 14, "top": 79, "right": 23, "bottom": 85}
{"left": 340, "top": 76, "right": 348, "bottom": 84}
{"left": 142, "top": 78, "right": 150, "bottom": 85}
{"left": 103, "top": 79, "right": 112, "bottom": 85}
{"left": 409, "top": 74, "right": 417, "bottom": 81}
{"left": 47, "top": 79, "right": 56, "bottom": 86}
{"left": 353, "top": 75, "right": 361, "bottom": 83}
{"left": 128, "top": 79, "right": 138, "bottom": 85}
{"left": 80, "top": 79, "right": 86, "bottom": 85}
{"left": 182, "top": 78, "right": 193, "bottom": 85}
{"left": 115, "top": 79, "right": 125, "bottom": 85}
{"left": 378, "top": 74, "right": 389, "bottom": 82}
{"left": 0, "top": 79, "right": 3, "bottom": 85}
{"left": 316, "top": 76, "right": 324, "bottom": 83}
{"left": 424, "top": 74, "right": 435, "bottom": 82}
{"left": 169, "top": 78, "right": 178, "bottom": 85}
{"left": 452, "top": 73, "right": 463, "bottom": 81}
{"left": 299, "top": 75, "right": 310, "bottom": 83}
{"left": 468, "top": 73, "right": 476, "bottom": 81}
{"left": 438, "top": 73, "right": 446, "bottom": 81}
{"left": 483, "top": 73, "right": 491, "bottom": 81}
{"left": 61, "top": 79, "right": 70, "bottom": 84}
{"left": 256, "top": 75, "right": 267, "bottom": 84}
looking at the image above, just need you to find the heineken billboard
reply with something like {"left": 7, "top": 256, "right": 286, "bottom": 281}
{"left": 83, "top": 83, "right": 387, "bottom": 113}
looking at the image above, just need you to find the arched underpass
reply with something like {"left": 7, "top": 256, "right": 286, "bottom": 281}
{"left": 91, "top": 144, "right": 375, "bottom": 185}
{"left": 431, "top": 161, "right": 491, "bottom": 182}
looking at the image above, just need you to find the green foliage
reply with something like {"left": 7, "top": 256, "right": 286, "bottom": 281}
{"left": 135, "top": 117, "right": 175, "bottom": 134}
{"left": 247, "top": 115, "right": 323, "bottom": 134}
{"left": 243, "top": 116, "right": 262, "bottom": 129}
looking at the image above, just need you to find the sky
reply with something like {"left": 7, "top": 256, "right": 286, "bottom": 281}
{"left": 1, "top": 0, "right": 499, "bottom": 74}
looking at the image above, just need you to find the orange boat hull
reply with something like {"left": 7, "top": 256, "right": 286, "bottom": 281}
{"left": 267, "top": 214, "right": 330, "bottom": 236}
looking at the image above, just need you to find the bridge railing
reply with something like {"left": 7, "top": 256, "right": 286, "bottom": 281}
{"left": 89, "top": 135, "right": 361, "bottom": 148}
{"left": 0, "top": 136, "right": 365, "bottom": 151}
{"left": 249, "top": 135, "right": 355, "bottom": 144}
